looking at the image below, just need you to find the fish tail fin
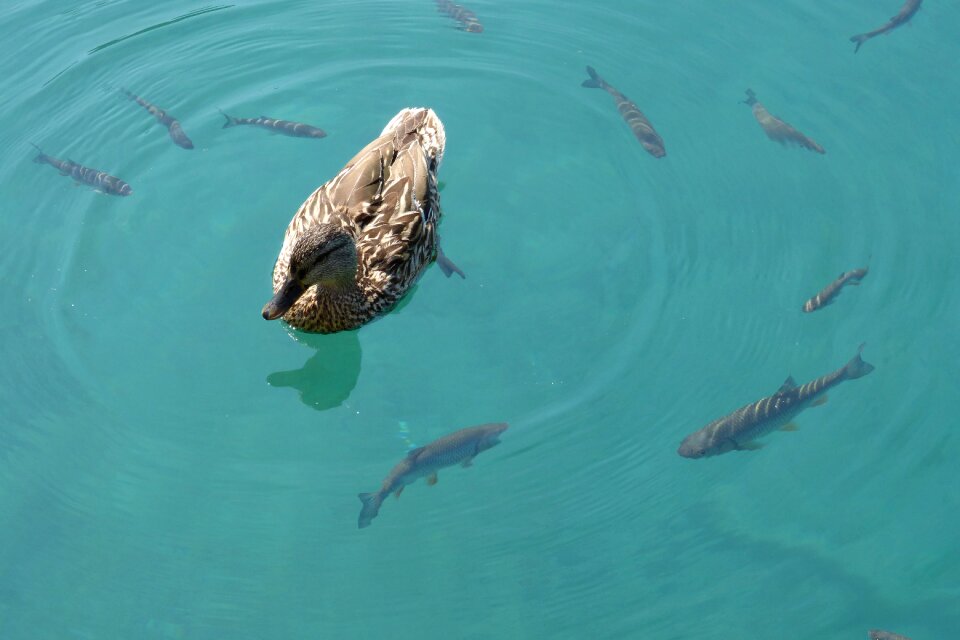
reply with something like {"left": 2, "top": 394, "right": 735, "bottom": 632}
{"left": 219, "top": 109, "right": 236, "bottom": 128}
{"left": 742, "top": 88, "right": 758, "bottom": 106}
{"left": 850, "top": 34, "right": 868, "bottom": 53}
{"left": 358, "top": 492, "right": 383, "bottom": 529}
{"left": 844, "top": 343, "right": 875, "bottom": 380}
{"left": 29, "top": 142, "right": 45, "bottom": 162}
{"left": 436, "top": 247, "right": 466, "bottom": 279}
{"left": 581, "top": 65, "right": 605, "bottom": 89}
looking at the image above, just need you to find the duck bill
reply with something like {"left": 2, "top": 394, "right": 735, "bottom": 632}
{"left": 261, "top": 278, "right": 305, "bottom": 321}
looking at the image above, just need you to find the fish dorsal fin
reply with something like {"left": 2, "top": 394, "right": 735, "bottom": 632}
{"left": 406, "top": 446, "right": 426, "bottom": 459}
{"left": 776, "top": 376, "right": 797, "bottom": 395}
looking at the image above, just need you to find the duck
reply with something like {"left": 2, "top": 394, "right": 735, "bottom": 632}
{"left": 261, "top": 107, "right": 462, "bottom": 334}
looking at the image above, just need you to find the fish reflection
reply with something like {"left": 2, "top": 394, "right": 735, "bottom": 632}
{"left": 803, "top": 265, "right": 869, "bottom": 313}
{"left": 435, "top": 0, "right": 483, "bottom": 33}
{"left": 219, "top": 110, "right": 327, "bottom": 138}
{"left": 678, "top": 345, "right": 874, "bottom": 458}
{"left": 581, "top": 66, "right": 665, "bottom": 158}
{"left": 358, "top": 422, "right": 508, "bottom": 528}
{"left": 31, "top": 144, "right": 132, "bottom": 196}
{"left": 121, "top": 88, "right": 194, "bottom": 149}
{"left": 266, "top": 330, "right": 361, "bottom": 411}
{"left": 851, "top": 0, "right": 922, "bottom": 53}
{"left": 741, "top": 89, "right": 825, "bottom": 154}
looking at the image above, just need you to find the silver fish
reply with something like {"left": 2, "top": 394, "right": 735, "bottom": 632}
{"left": 851, "top": 0, "right": 922, "bottom": 53}
{"left": 358, "top": 422, "right": 508, "bottom": 528}
{"left": 678, "top": 345, "right": 874, "bottom": 458}
{"left": 742, "top": 89, "right": 825, "bottom": 154}
{"left": 31, "top": 144, "right": 132, "bottom": 196}
{"left": 803, "top": 265, "right": 869, "bottom": 313}
{"left": 435, "top": 0, "right": 483, "bottom": 33}
{"left": 122, "top": 88, "right": 194, "bottom": 149}
{"left": 219, "top": 110, "right": 327, "bottom": 138}
{"left": 869, "top": 630, "right": 912, "bottom": 640}
{"left": 582, "top": 65, "right": 666, "bottom": 158}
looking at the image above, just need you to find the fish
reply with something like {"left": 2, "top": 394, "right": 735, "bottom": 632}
{"left": 358, "top": 422, "right": 508, "bottom": 528}
{"left": 581, "top": 66, "right": 665, "bottom": 158}
{"left": 435, "top": 0, "right": 484, "bottom": 33}
{"left": 741, "top": 89, "right": 825, "bottom": 154}
{"left": 121, "top": 88, "right": 194, "bottom": 149}
{"left": 851, "top": 0, "right": 922, "bottom": 53}
{"left": 678, "top": 345, "right": 874, "bottom": 458}
{"left": 31, "top": 144, "right": 132, "bottom": 196}
{"left": 218, "top": 110, "right": 327, "bottom": 138}
{"left": 869, "top": 631, "right": 912, "bottom": 640}
{"left": 803, "top": 265, "right": 869, "bottom": 313}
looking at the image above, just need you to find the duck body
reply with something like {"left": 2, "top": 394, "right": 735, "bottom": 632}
{"left": 263, "top": 108, "right": 447, "bottom": 333}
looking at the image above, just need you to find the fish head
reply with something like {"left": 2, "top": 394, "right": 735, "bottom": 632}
{"left": 476, "top": 422, "right": 509, "bottom": 452}
{"left": 677, "top": 430, "right": 726, "bottom": 459}
{"left": 262, "top": 223, "right": 357, "bottom": 321}
{"left": 641, "top": 140, "right": 666, "bottom": 158}
{"left": 117, "top": 183, "right": 133, "bottom": 196}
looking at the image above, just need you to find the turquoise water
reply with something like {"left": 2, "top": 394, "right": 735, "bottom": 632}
{"left": 1, "top": 0, "right": 958, "bottom": 637}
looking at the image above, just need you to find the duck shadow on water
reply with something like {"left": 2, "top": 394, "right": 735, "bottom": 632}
{"left": 266, "top": 329, "right": 363, "bottom": 412}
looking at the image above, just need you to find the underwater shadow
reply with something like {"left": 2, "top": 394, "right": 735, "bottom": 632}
{"left": 266, "top": 329, "right": 362, "bottom": 412}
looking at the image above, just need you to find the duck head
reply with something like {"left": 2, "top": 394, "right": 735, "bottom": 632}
{"left": 261, "top": 224, "right": 358, "bottom": 321}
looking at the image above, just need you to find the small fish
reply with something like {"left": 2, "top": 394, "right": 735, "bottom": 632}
{"left": 122, "top": 88, "right": 194, "bottom": 149}
{"left": 741, "top": 89, "right": 825, "bottom": 154}
{"left": 678, "top": 345, "right": 874, "bottom": 458}
{"left": 358, "top": 422, "right": 508, "bottom": 528}
{"left": 219, "top": 110, "right": 327, "bottom": 138}
{"left": 435, "top": 0, "right": 484, "bottom": 33}
{"left": 851, "top": 0, "right": 922, "bottom": 53}
{"left": 581, "top": 66, "right": 666, "bottom": 158}
{"left": 869, "top": 630, "right": 912, "bottom": 640}
{"left": 803, "top": 265, "right": 869, "bottom": 313}
{"left": 31, "top": 144, "right": 132, "bottom": 196}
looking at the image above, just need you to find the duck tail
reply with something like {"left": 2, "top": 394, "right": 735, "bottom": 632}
{"left": 581, "top": 65, "right": 606, "bottom": 89}
{"left": 218, "top": 109, "right": 237, "bottom": 128}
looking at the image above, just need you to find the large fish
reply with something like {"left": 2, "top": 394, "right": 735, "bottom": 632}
{"left": 869, "top": 631, "right": 912, "bottom": 640}
{"left": 31, "top": 144, "right": 132, "bottom": 196}
{"left": 582, "top": 66, "right": 666, "bottom": 158}
{"left": 678, "top": 345, "right": 874, "bottom": 458}
{"left": 358, "top": 422, "right": 508, "bottom": 528}
{"left": 741, "top": 89, "right": 825, "bottom": 154}
{"left": 851, "top": 0, "right": 922, "bottom": 53}
{"left": 122, "top": 88, "right": 194, "bottom": 149}
{"left": 435, "top": 0, "right": 483, "bottom": 33}
{"left": 219, "top": 110, "right": 327, "bottom": 138}
{"left": 803, "top": 265, "right": 869, "bottom": 313}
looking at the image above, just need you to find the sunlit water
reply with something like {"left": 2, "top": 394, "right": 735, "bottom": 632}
{"left": 1, "top": 1, "right": 958, "bottom": 638}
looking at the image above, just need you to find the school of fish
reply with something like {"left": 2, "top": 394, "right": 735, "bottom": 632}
{"left": 24, "top": 1, "right": 933, "bottom": 635}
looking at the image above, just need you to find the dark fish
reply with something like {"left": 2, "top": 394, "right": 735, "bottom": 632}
{"left": 869, "top": 631, "right": 912, "bottom": 640}
{"left": 851, "top": 0, "right": 922, "bottom": 52}
{"left": 122, "top": 88, "right": 194, "bottom": 149}
{"left": 678, "top": 345, "right": 874, "bottom": 458}
{"left": 358, "top": 422, "right": 508, "bottom": 528}
{"left": 803, "top": 265, "right": 869, "bottom": 313}
{"left": 741, "top": 89, "right": 825, "bottom": 154}
{"left": 31, "top": 144, "right": 132, "bottom": 196}
{"left": 219, "top": 110, "right": 327, "bottom": 138}
{"left": 435, "top": 0, "right": 483, "bottom": 33}
{"left": 581, "top": 66, "right": 666, "bottom": 158}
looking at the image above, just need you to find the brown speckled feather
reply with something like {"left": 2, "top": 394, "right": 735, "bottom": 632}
{"left": 270, "top": 108, "right": 446, "bottom": 333}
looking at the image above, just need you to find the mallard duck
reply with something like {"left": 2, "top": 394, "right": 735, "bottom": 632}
{"left": 262, "top": 108, "right": 462, "bottom": 333}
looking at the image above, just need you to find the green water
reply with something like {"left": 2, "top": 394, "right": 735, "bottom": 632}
{"left": 1, "top": 1, "right": 958, "bottom": 638}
